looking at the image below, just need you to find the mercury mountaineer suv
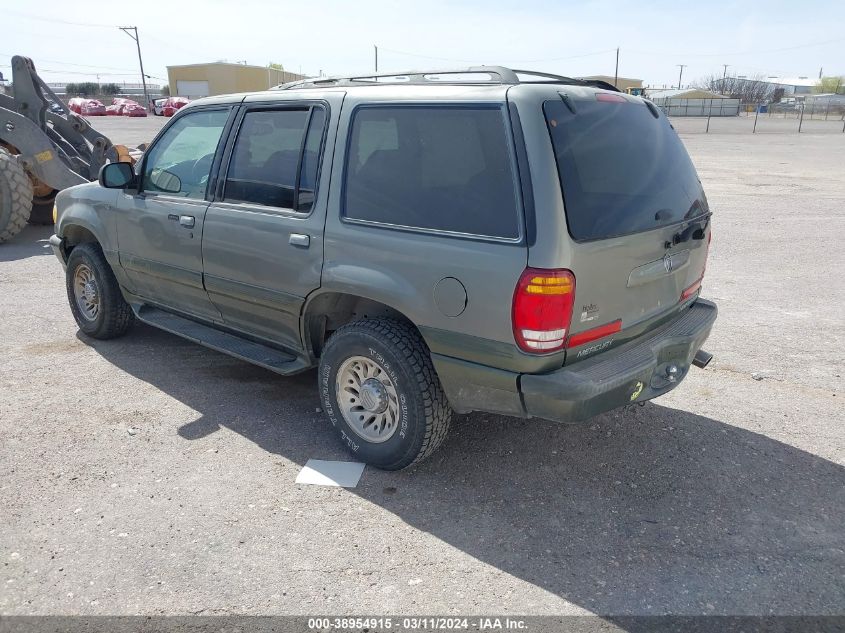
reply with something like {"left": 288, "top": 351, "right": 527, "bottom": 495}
{"left": 50, "top": 67, "right": 717, "bottom": 470}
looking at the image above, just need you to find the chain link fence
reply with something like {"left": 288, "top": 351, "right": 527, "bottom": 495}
{"left": 656, "top": 98, "right": 845, "bottom": 134}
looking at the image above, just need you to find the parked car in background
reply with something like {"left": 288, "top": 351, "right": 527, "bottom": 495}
{"left": 123, "top": 103, "right": 147, "bottom": 117}
{"left": 107, "top": 98, "right": 147, "bottom": 117}
{"left": 67, "top": 98, "right": 106, "bottom": 116}
{"left": 151, "top": 98, "right": 167, "bottom": 116}
{"left": 162, "top": 96, "right": 189, "bottom": 117}
{"left": 112, "top": 97, "right": 138, "bottom": 113}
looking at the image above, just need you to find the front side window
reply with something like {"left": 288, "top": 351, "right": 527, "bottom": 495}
{"left": 343, "top": 105, "right": 521, "bottom": 239}
{"left": 224, "top": 106, "right": 326, "bottom": 211}
{"left": 142, "top": 109, "right": 229, "bottom": 199}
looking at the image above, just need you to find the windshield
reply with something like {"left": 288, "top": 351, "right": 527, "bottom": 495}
{"left": 544, "top": 97, "right": 708, "bottom": 241}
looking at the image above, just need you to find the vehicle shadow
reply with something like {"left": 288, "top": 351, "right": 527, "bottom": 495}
{"left": 0, "top": 224, "right": 55, "bottom": 262}
{"left": 86, "top": 323, "right": 845, "bottom": 617}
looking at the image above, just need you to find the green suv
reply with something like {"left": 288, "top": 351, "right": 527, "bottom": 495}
{"left": 51, "top": 67, "right": 716, "bottom": 470}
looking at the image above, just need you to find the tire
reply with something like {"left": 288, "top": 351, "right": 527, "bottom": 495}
{"left": 0, "top": 147, "right": 33, "bottom": 244}
{"left": 28, "top": 191, "right": 58, "bottom": 225}
{"left": 318, "top": 318, "right": 452, "bottom": 470}
{"left": 65, "top": 242, "right": 135, "bottom": 339}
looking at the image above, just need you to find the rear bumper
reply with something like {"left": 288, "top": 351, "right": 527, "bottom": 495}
{"left": 433, "top": 298, "right": 717, "bottom": 423}
{"left": 520, "top": 298, "right": 717, "bottom": 422}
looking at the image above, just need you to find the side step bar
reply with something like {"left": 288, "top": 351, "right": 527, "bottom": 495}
{"left": 136, "top": 306, "right": 311, "bottom": 375}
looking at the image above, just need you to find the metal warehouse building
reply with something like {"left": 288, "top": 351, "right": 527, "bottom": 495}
{"left": 166, "top": 62, "right": 306, "bottom": 98}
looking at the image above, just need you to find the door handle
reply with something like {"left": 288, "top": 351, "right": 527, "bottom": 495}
{"left": 289, "top": 233, "right": 310, "bottom": 247}
{"left": 179, "top": 215, "right": 195, "bottom": 228}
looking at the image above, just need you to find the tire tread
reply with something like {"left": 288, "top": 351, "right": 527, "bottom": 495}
{"left": 0, "top": 148, "right": 34, "bottom": 244}
{"left": 66, "top": 243, "right": 135, "bottom": 339}
{"left": 323, "top": 318, "right": 452, "bottom": 469}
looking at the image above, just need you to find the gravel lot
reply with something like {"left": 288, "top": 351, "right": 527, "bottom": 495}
{"left": 0, "top": 116, "right": 843, "bottom": 617}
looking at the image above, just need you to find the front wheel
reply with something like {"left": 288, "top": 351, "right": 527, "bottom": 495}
{"left": 65, "top": 243, "right": 135, "bottom": 339}
{"left": 318, "top": 318, "right": 452, "bottom": 470}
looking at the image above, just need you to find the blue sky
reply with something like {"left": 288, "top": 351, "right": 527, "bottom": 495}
{"left": 2, "top": 0, "right": 843, "bottom": 88}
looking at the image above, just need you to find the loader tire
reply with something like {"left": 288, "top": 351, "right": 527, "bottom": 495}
{"left": 29, "top": 191, "right": 58, "bottom": 225}
{"left": 0, "top": 148, "right": 33, "bottom": 244}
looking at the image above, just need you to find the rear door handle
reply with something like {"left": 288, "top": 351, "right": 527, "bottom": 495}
{"left": 289, "top": 233, "right": 310, "bottom": 247}
{"left": 179, "top": 215, "right": 195, "bottom": 228}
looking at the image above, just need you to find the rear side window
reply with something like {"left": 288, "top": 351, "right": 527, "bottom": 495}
{"left": 224, "top": 106, "right": 325, "bottom": 211}
{"left": 544, "top": 97, "right": 708, "bottom": 241}
{"left": 343, "top": 106, "right": 521, "bottom": 239}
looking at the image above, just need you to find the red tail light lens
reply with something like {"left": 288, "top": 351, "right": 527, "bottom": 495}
{"left": 596, "top": 92, "right": 628, "bottom": 103}
{"left": 680, "top": 279, "right": 702, "bottom": 302}
{"left": 680, "top": 228, "right": 711, "bottom": 303}
{"left": 567, "top": 319, "right": 622, "bottom": 348}
{"left": 512, "top": 268, "right": 575, "bottom": 353}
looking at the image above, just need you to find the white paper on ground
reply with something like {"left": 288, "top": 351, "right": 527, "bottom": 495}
{"left": 295, "top": 459, "right": 366, "bottom": 487}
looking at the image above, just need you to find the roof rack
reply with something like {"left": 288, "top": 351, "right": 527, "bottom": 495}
{"left": 272, "top": 66, "right": 621, "bottom": 92}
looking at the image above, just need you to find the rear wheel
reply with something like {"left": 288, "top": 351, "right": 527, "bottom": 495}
{"left": 318, "top": 318, "right": 452, "bottom": 470}
{"left": 0, "top": 147, "right": 33, "bottom": 244}
{"left": 65, "top": 243, "right": 135, "bottom": 339}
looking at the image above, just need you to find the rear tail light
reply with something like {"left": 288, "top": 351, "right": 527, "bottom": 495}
{"left": 512, "top": 268, "right": 575, "bottom": 353}
{"left": 680, "top": 228, "right": 711, "bottom": 303}
{"left": 680, "top": 279, "right": 702, "bottom": 302}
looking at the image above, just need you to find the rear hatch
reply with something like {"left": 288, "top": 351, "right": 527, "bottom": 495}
{"left": 543, "top": 91, "right": 710, "bottom": 364}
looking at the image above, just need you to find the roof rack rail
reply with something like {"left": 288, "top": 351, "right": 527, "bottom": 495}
{"left": 272, "top": 66, "right": 621, "bottom": 92}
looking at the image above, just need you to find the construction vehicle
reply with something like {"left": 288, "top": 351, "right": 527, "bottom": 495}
{"left": 0, "top": 55, "right": 139, "bottom": 243}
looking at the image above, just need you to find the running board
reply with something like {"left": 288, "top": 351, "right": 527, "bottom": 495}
{"left": 136, "top": 306, "right": 310, "bottom": 375}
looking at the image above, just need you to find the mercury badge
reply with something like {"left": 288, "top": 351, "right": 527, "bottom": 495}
{"left": 663, "top": 253, "right": 673, "bottom": 274}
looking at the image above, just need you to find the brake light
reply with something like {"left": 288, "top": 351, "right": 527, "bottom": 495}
{"left": 512, "top": 268, "right": 575, "bottom": 353}
{"left": 680, "top": 229, "right": 711, "bottom": 303}
{"left": 596, "top": 92, "right": 627, "bottom": 103}
{"left": 567, "top": 319, "right": 622, "bottom": 348}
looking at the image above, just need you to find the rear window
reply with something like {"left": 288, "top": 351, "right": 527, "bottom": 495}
{"left": 544, "top": 97, "right": 708, "bottom": 242}
{"left": 343, "top": 105, "right": 521, "bottom": 239}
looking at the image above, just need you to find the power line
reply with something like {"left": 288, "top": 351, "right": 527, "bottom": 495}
{"left": 3, "top": 8, "right": 115, "bottom": 28}
{"left": 0, "top": 53, "right": 138, "bottom": 73}
{"left": 0, "top": 64, "right": 149, "bottom": 78}
{"left": 629, "top": 36, "right": 845, "bottom": 58}
{"left": 375, "top": 46, "right": 616, "bottom": 65}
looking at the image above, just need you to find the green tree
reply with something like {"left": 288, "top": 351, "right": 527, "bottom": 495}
{"left": 100, "top": 83, "right": 121, "bottom": 96}
{"left": 268, "top": 62, "right": 285, "bottom": 71}
{"left": 814, "top": 76, "right": 844, "bottom": 94}
{"left": 66, "top": 82, "right": 99, "bottom": 97}
{"left": 160, "top": 85, "right": 170, "bottom": 97}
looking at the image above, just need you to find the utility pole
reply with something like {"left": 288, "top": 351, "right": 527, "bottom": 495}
{"left": 119, "top": 26, "right": 149, "bottom": 109}
{"left": 374, "top": 45, "right": 378, "bottom": 73}
{"left": 614, "top": 47, "right": 619, "bottom": 88}
{"left": 677, "top": 64, "right": 687, "bottom": 90}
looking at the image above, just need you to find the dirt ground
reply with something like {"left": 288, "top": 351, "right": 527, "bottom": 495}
{"left": 0, "top": 117, "right": 843, "bottom": 617}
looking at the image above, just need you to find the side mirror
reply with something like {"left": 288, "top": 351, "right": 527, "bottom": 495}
{"left": 99, "top": 162, "right": 136, "bottom": 189}
{"left": 148, "top": 168, "right": 182, "bottom": 194}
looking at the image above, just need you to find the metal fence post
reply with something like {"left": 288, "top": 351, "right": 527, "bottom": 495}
{"left": 753, "top": 104, "right": 759, "bottom": 133}
{"left": 798, "top": 104, "right": 804, "bottom": 132}
{"left": 706, "top": 98, "right": 711, "bottom": 133}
